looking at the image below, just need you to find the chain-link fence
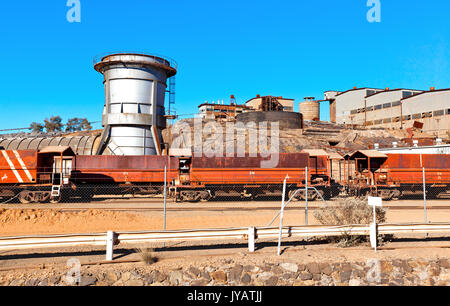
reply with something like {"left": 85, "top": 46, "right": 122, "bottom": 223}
{"left": 1, "top": 166, "right": 448, "bottom": 228}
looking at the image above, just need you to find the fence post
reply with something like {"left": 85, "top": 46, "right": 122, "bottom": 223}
{"left": 106, "top": 231, "right": 114, "bottom": 261}
{"left": 248, "top": 227, "right": 255, "bottom": 252}
{"left": 423, "top": 167, "right": 427, "bottom": 224}
{"left": 423, "top": 167, "right": 428, "bottom": 239}
{"left": 277, "top": 176, "right": 288, "bottom": 256}
{"left": 305, "top": 166, "right": 308, "bottom": 225}
{"left": 163, "top": 165, "right": 167, "bottom": 231}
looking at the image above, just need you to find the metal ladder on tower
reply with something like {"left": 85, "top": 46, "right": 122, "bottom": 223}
{"left": 168, "top": 76, "right": 176, "bottom": 118}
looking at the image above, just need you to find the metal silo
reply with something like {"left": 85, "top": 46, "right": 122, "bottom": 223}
{"left": 299, "top": 97, "right": 320, "bottom": 121}
{"left": 94, "top": 53, "right": 177, "bottom": 155}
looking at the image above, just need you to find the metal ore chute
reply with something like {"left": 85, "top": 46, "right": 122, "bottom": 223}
{"left": 94, "top": 53, "right": 177, "bottom": 156}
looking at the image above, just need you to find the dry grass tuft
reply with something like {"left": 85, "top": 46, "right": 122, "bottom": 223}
{"left": 135, "top": 247, "right": 158, "bottom": 265}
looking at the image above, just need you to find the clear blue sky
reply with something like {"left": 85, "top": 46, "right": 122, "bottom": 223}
{"left": 0, "top": 0, "right": 449, "bottom": 130}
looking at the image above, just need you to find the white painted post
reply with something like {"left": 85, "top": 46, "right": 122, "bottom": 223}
{"left": 369, "top": 223, "right": 378, "bottom": 252}
{"left": 248, "top": 227, "right": 255, "bottom": 253}
{"left": 368, "top": 196, "right": 382, "bottom": 252}
{"left": 106, "top": 231, "right": 114, "bottom": 261}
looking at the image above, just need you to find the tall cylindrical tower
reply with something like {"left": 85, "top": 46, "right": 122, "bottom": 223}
{"left": 94, "top": 53, "right": 177, "bottom": 155}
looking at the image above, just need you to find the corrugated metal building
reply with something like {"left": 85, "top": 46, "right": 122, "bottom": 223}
{"left": 328, "top": 87, "right": 450, "bottom": 137}
{"left": 332, "top": 87, "right": 383, "bottom": 125}
{"left": 364, "top": 88, "right": 423, "bottom": 129}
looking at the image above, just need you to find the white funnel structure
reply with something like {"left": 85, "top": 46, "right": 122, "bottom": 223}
{"left": 94, "top": 53, "right": 177, "bottom": 155}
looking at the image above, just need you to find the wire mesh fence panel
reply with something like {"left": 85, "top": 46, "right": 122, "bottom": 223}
{"left": 1, "top": 165, "right": 449, "bottom": 231}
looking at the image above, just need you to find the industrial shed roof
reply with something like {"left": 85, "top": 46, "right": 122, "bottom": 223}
{"left": 301, "top": 149, "right": 329, "bottom": 157}
{"left": 328, "top": 152, "right": 344, "bottom": 160}
{"left": 349, "top": 150, "right": 388, "bottom": 159}
{"left": 39, "top": 146, "right": 75, "bottom": 155}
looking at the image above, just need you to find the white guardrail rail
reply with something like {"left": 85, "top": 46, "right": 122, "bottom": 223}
{"left": 0, "top": 223, "right": 450, "bottom": 260}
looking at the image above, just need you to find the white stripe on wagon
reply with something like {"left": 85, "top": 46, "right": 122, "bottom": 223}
{"left": 13, "top": 150, "right": 33, "bottom": 182}
{"left": 0, "top": 150, "right": 23, "bottom": 183}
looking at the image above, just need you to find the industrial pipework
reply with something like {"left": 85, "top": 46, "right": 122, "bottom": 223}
{"left": 94, "top": 53, "right": 177, "bottom": 156}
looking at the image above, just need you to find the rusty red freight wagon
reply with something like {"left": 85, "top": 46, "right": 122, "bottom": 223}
{"left": 0, "top": 147, "right": 75, "bottom": 203}
{"left": 347, "top": 151, "right": 450, "bottom": 199}
{"left": 173, "top": 152, "right": 339, "bottom": 202}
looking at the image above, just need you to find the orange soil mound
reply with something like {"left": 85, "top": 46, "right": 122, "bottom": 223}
{"left": 0, "top": 209, "right": 165, "bottom": 236}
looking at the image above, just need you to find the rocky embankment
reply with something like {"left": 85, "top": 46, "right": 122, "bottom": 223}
{"left": 1, "top": 258, "right": 448, "bottom": 286}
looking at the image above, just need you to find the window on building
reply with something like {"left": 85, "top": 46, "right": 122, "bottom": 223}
{"left": 366, "top": 106, "right": 374, "bottom": 112}
{"left": 393, "top": 117, "right": 400, "bottom": 122}
{"left": 350, "top": 109, "right": 358, "bottom": 115}
{"left": 392, "top": 101, "right": 401, "bottom": 107}
{"left": 383, "top": 118, "right": 392, "bottom": 123}
{"left": 447, "top": 109, "right": 450, "bottom": 115}
{"left": 367, "top": 90, "right": 376, "bottom": 96}
{"left": 374, "top": 119, "right": 383, "bottom": 125}
{"left": 412, "top": 113, "right": 421, "bottom": 119}
{"left": 365, "top": 121, "right": 373, "bottom": 126}
{"left": 374, "top": 104, "right": 382, "bottom": 110}
{"left": 402, "top": 91, "right": 413, "bottom": 98}
{"left": 383, "top": 103, "right": 391, "bottom": 109}
{"left": 433, "top": 110, "right": 444, "bottom": 117}
{"left": 421, "top": 112, "right": 432, "bottom": 118}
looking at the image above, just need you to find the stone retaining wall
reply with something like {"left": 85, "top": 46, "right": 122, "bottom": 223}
{"left": 1, "top": 258, "right": 448, "bottom": 286}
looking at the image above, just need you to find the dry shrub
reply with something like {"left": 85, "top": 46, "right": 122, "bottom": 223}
{"left": 313, "top": 198, "right": 388, "bottom": 247}
{"left": 314, "top": 198, "right": 386, "bottom": 225}
{"left": 135, "top": 247, "right": 157, "bottom": 265}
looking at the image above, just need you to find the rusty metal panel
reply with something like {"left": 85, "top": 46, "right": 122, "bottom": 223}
{"left": 383, "top": 154, "right": 450, "bottom": 184}
{"left": 0, "top": 150, "right": 37, "bottom": 183}
{"left": 385, "top": 154, "right": 450, "bottom": 169}
{"left": 189, "top": 168, "right": 307, "bottom": 185}
{"left": 190, "top": 153, "right": 309, "bottom": 185}
{"left": 75, "top": 155, "right": 179, "bottom": 170}
{"left": 192, "top": 153, "right": 309, "bottom": 169}
{"left": 72, "top": 155, "right": 179, "bottom": 183}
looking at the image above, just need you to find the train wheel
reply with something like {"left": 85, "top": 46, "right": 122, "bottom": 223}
{"left": 199, "top": 190, "right": 212, "bottom": 202}
{"left": 316, "top": 189, "right": 325, "bottom": 200}
{"left": 391, "top": 189, "right": 401, "bottom": 201}
{"left": 179, "top": 191, "right": 198, "bottom": 202}
{"left": 18, "top": 191, "right": 34, "bottom": 204}
{"left": 38, "top": 192, "right": 51, "bottom": 203}
{"left": 50, "top": 196, "right": 61, "bottom": 204}
{"left": 288, "top": 190, "right": 300, "bottom": 201}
